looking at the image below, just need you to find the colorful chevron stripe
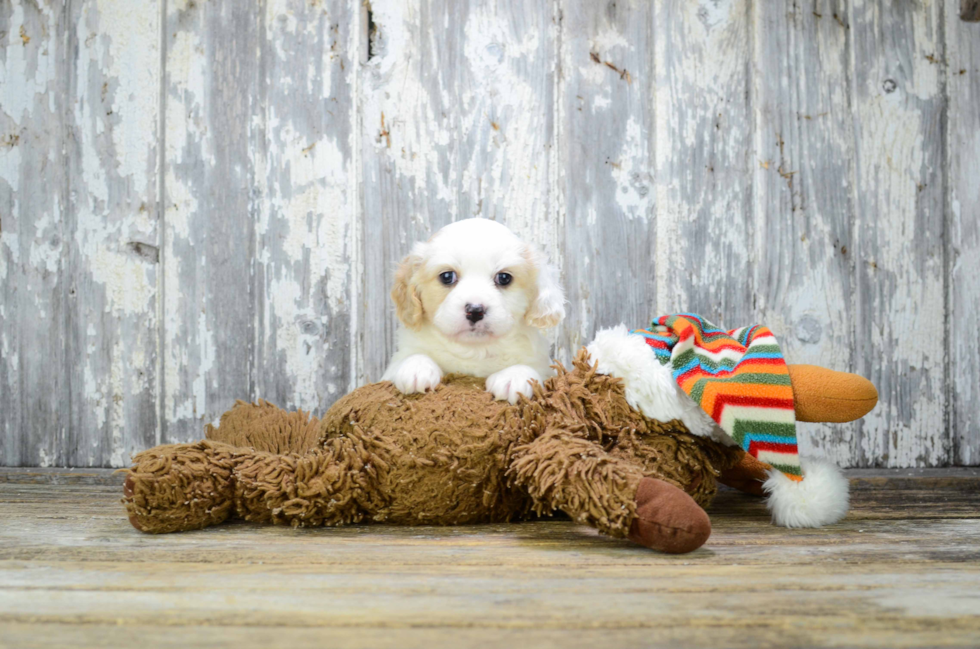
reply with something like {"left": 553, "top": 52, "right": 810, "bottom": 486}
{"left": 631, "top": 314, "right": 802, "bottom": 480}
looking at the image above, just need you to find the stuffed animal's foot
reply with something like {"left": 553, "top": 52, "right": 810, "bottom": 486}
{"left": 717, "top": 451, "right": 771, "bottom": 497}
{"left": 627, "top": 477, "right": 712, "bottom": 554}
{"left": 123, "top": 441, "right": 240, "bottom": 534}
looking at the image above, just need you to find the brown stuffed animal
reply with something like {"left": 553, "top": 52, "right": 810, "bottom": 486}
{"left": 122, "top": 350, "right": 877, "bottom": 554}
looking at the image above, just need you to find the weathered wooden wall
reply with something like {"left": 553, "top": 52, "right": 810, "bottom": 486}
{"left": 1, "top": 0, "right": 977, "bottom": 468}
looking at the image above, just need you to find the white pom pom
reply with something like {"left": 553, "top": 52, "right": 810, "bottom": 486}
{"left": 764, "top": 458, "right": 850, "bottom": 528}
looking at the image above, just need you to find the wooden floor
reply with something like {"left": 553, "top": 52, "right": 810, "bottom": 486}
{"left": 1, "top": 468, "right": 979, "bottom": 649}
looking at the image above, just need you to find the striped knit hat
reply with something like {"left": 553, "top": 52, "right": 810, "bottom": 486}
{"left": 630, "top": 314, "right": 802, "bottom": 482}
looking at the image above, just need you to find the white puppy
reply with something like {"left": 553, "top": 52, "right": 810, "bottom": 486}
{"left": 382, "top": 218, "right": 565, "bottom": 403}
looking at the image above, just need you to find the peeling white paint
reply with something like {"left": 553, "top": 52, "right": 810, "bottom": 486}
{"left": 361, "top": 0, "right": 457, "bottom": 216}
{"left": 268, "top": 276, "right": 322, "bottom": 411}
{"left": 91, "top": 0, "right": 161, "bottom": 195}
{"left": 0, "top": 139, "right": 22, "bottom": 199}
{"left": 848, "top": 0, "right": 947, "bottom": 468}
{"left": 83, "top": 240, "right": 156, "bottom": 315}
{"left": 0, "top": 231, "right": 20, "bottom": 283}
{"left": 108, "top": 338, "right": 127, "bottom": 467}
{"left": 0, "top": 2, "right": 58, "bottom": 123}
{"left": 461, "top": 4, "right": 551, "bottom": 237}
{"left": 611, "top": 116, "right": 652, "bottom": 221}
{"left": 29, "top": 214, "right": 63, "bottom": 277}
{"left": 191, "top": 311, "right": 215, "bottom": 423}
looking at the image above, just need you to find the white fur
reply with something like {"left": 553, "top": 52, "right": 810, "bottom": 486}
{"left": 763, "top": 458, "right": 850, "bottom": 528}
{"left": 585, "top": 325, "right": 731, "bottom": 444}
{"left": 383, "top": 219, "right": 564, "bottom": 404}
{"left": 485, "top": 364, "right": 542, "bottom": 403}
{"left": 389, "top": 354, "right": 443, "bottom": 394}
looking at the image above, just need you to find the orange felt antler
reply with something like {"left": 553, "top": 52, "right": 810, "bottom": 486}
{"left": 787, "top": 365, "right": 878, "bottom": 423}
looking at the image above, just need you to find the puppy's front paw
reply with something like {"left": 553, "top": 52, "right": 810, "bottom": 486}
{"left": 485, "top": 365, "right": 542, "bottom": 404}
{"left": 392, "top": 354, "right": 443, "bottom": 394}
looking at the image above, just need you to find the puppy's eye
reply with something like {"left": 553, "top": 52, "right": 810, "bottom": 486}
{"left": 439, "top": 271, "right": 457, "bottom": 286}
{"left": 494, "top": 272, "right": 513, "bottom": 287}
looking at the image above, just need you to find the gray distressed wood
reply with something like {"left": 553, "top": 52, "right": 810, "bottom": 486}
{"left": 947, "top": 7, "right": 980, "bottom": 465}
{"left": 251, "top": 0, "right": 357, "bottom": 412}
{"left": 1, "top": 0, "right": 161, "bottom": 467}
{"left": 3, "top": 0, "right": 980, "bottom": 468}
{"left": 751, "top": 1, "right": 858, "bottom": 466}
{"left": 0, "top": 1, "right": 71, "bottom": 467}
{"left": 161, "top": 0, "right": 260, "bottom": 443}
{"left": 65, "top": 0, "right": 162, "bottom": 467}
{"left": 0, "top": 2, "right": 71, "bottom": 465}
{"left": 849, "top": 0, "right": 948, "bottom": 467}
{"left": 162, "top": 0, "right": 357, "bottom": 440}
{"left": 557, "top": 0, "right": 656, "bottom": 361}
{"left": 652, "top": 0, "right": 754, "bottom": 325}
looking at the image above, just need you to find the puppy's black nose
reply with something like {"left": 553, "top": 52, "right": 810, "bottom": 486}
{"left": 465, "top": 303, "right": 486, "bottom": 324}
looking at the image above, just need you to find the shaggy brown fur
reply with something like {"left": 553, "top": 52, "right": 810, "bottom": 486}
{"left": 124, "top": 351, "right": 744, "bottom": 543}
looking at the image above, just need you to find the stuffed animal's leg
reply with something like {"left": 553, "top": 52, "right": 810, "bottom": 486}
{"left": 509, "top": 429, "right": 711, "bottom": 553}
{"left": 233, "top": 438, "right": 382, "bottom": 527}
{"left": 123, "top": 441, "right": 244, "bottom": 534}
{"left": 717, "top": 450, "right": 771, "bottom": 497}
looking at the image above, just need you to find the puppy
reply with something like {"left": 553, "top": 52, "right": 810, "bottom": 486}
{"left": 382, "top": 218, "right": 565, "bottom": 403}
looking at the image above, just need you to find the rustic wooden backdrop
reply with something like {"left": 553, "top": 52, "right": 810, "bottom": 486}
{"left": 1, "top": 0, "right": 977, "bottom": 468}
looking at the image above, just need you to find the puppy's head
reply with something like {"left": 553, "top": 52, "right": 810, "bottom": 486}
{"left": 391, "top": 219, "right": 565, "bottom": 343}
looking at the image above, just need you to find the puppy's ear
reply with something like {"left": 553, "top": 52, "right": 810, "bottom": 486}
{"left": 391, "top": 253, "right": 425, "bottom": 330}
{"left": 525, "top": 247, "right": 565, "bottom": 329}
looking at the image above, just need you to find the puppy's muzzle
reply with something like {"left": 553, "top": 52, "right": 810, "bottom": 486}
{"left": 465, "top": 303, "right": 486, "bottom": 324}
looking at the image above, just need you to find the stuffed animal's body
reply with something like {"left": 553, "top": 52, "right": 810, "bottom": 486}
{"left": 123, "top": 339, "right": 877, "bottom": 553}
{"left": 124, "top": 352, "right": 746, "bottom": 553}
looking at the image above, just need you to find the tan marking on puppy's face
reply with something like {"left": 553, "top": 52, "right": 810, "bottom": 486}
{"left": 415, "top": 266, "right": 453, "bottom": 328}
{"left": 391, "top": 255, "right": 425, "bottom": 329}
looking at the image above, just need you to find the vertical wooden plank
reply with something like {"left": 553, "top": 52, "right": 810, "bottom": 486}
{"left": 946, "top": 1, "right": 980, "bottom": 465}
{"left": 161, "top": 0, "right": 258, "bottom": 441}
{"left": 849, "top": 0, "right": 947, "bottom": 466}
{"left": 652, "top": 0, "right": 754, "bottom": 326}
{"left": 358, "top": 0, "right": 459, "bottom": 384}
{"left": 64, "top": 0, "right": 161, "bottom": 466}
{"left": 251, "top": 0, "right": 357, "bottom": 412}
{"left": 0, "top": 1, "right": 70, "bottom": 467}
{"left": 751, "top": 1, "right": 859, "bottom": 466}
{"left": 358, "top": 0, "right": 556, "bottom": 382}
{"left": 454, "top": 0, "right": 558, "bottom": 315}
{"left": 557, "top": 0, "right": 655, "bottom": 360}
